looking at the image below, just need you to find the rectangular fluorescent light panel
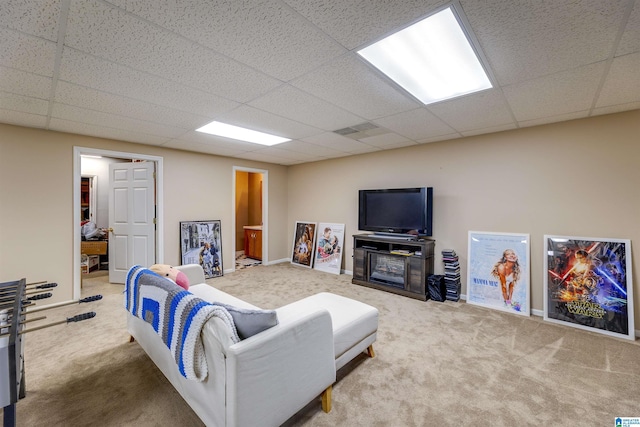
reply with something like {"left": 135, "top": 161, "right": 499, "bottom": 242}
{"left": 196, "top": 121, "right": 290, "bottom": 146}
{"left": 357, "top": 5, "right": 492, "bottom": 105}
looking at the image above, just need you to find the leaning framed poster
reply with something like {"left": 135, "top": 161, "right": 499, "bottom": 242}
{"left": 180, "top": 220, "right": 223, "bottom": 279}
{"left": 544, "top": 235, "right": 634, "bottom": 340}
{"left": 467, "top": 231, "right": 530, "bottom": 316}
{"left": 291, "top": 221, "right": 317, "bottom": 268}
{"left": 314, "top": 223, "right": 345, "bottom": 275}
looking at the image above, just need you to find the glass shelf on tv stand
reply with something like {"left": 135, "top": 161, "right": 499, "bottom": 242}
{"left": 370, "top": 232, "right": 418, "bottom": 241}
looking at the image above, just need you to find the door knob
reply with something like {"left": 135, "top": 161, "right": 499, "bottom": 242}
{"left": 107, "top": 228, "right": 114, "bottom": 233}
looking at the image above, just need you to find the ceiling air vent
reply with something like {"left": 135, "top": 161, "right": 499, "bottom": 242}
{"left": 333, "top": 126, "right": 359, "bottom": 136}
{"left": 351, "top": 122, "right": 379, "bottom": 132}
{"left": 333, "top": 122, "right": 388, "bottom": 140}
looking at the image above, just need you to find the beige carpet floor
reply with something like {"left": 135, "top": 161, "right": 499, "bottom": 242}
{"left": 4, "top": 264, "right": 640, "bottom": 426}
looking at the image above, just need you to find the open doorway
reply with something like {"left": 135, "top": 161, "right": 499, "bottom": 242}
{"left": 233, "top": 167, "right": 267, "bottom": 270}
{"left": 73, "top": 147, "right": 164, "bottom": 299}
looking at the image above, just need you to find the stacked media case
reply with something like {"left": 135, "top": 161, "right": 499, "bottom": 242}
{"left": 442, "top": 249, "right": 461, "bottom": 301}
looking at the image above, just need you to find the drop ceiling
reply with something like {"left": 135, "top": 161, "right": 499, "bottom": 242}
{"left": 1, "top": 0, "right": 638, "bottom": 165}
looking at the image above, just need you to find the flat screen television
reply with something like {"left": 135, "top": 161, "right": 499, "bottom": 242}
{"left": 358, "top": 187, "right": 433, "bottom": 237}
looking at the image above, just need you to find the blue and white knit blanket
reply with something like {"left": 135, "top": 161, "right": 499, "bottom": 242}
{"left": 125, "top": 265, "right": 240, "bottom": 381}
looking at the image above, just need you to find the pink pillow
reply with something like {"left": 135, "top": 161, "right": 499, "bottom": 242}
{"left": 149, "top": 264, "right": 190, "bottom": 290}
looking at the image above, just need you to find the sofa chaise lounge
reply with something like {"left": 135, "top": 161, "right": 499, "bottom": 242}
{"left": 125, "top": 264, "right": 378, "bottom": 427}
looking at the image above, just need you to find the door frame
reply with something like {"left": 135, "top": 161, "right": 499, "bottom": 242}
{"left": 232, "top": 166, "right": 268, "bottom": 267}
{"left": 73, "top": 146, "right": 164, "bottom": 298}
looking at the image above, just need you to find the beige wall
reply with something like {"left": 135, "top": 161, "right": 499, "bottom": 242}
{"left": 1, "top": 111, "right": 638, "bottom": 319}
{"left": 0, "top": 124, "right": 288, "bottom": 304}
{"left": 287, "top": 110, "right": 640, "bottom": 318}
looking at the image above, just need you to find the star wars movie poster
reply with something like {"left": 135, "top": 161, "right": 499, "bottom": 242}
{"left": 291, "top": 221, "right": 317, "bottom": 268}
{"left": 544, "top": 236, "right": 635, "bottom": 340}
{"left": 467, "top": 231, "right": 530, "bottom": 316}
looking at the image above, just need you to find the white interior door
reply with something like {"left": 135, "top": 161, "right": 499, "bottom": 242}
{"left": 108, "top": 162, "right": 156, "bottom": 283}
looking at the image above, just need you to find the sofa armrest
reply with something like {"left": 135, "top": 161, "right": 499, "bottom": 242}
{"left": 226, "top": 306, "right": 336, "bottom": 427}
{"left": 174, "top": 263, "right": 206, "bottom": 285}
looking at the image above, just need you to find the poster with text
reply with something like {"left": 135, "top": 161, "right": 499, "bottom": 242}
{"left": 467, "top": 231, "right": 530, "bottom": 316}
{"left": 313, "top": 223, "right": 345, "bottom": 275}
{"left": 544, "top": 235, "right": 634, "bottom": 340}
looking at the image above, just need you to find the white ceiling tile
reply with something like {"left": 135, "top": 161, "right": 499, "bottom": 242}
{"left": 0, "top": 0, "right": 60, "bottom": 41}
{"left": 316, "top": 150, "right": 357, "bottom": 160}
{"left": 465, "top": 0, "right": 628, "bottom": 85}
{"left": 248, "top": 85, "right": 365, "bottom": 131}
{"left": 617, "top": 1, "right": 640, "bottom": 56}
{"left": 0, "top": 65, "right": 52, "bottom": 99}
{"left": 373, "top": 108, "right": 457, "bottom": 140}
{"left": 162, "top": 140, "right": 250, "bottom": 158}
{"left": 283, "top": 0, "right": 445, "bottom": 50}
{"left": 427, "top": 89, "right": 515, "bottom": 132}
{"left": 0, "top": 28, "right": 57, "bottom": 76}
{"left": 0, "top": 92, "right": 49, "bottom": 116}
{"left": 343, "top": 143, "right": 382, "bottom": 155}
{"left": 518, "top": 111, "right": 590, "bottom": 128}
{"left": 276, "top": 140, "right": 350, "bottom": 157}
{"left": 51, "top": 103, "right": 186, "bottom": 139}
{"left": 292, "top": 55, "right": 419, "bottom": 120}
{"left": 217, "top": 105, "right": 322, "bottom": 140}
{"left": 252, "top": 146, "right": 322, "bottom": 162}
{"left": 302, "top": 132, "right": 381, "bottom": 154}
{"left": 592, "top": 102, "right": 640, "bottom": 117}
{"left": 54, "top": 81, "right": 209, "bottom": 130}
{"left": 416, "top": 133, "right": 461, "bottom": 144}
{"left": 360, "top": 132, "right": 414, "bottom": 148}
{"left": 233, "top": 150, "right": 298, "bottom": 165}
{"left": 301, "top": 131, "right": 368, "bottom": 152}
{"left": 460, "top": 123, "right": 517, "bottom": 137}
{"left": 65, "top": 0, "right": 282, "bottom": 103}
{"left": 49, "top": 118, "right": 170, "bottom": 145}
{"left": 503, "top": 62, "right": 606, "bottom": 122}
{"left": 176, "top": 131, "right": 263, "bottom": 152}
{"left": 0, "top": 109, "right": 47, "bottom": 128}
{"left": 0, "top": 0, "right": 638, "bottom": 165}
{"left": 58, "top": 48, "right": 239, "bottom": 118}
{"left": 596, "top": 53, "right": 640, "bottom": 108}
{"left": 114, "top": 0, "right": 347, "bottom": 81}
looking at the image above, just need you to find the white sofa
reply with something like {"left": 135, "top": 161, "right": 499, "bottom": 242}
{"left": 126, "top": 264, "right": 378, "bottom": 427}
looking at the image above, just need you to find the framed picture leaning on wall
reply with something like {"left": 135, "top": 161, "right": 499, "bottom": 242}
{"left": 544, "top": 235, "right": 634, "bottom": 340}
{"left": 467, "top": 231, "right": 531, "bottom": 316}
{"left": 291, "top": 221, "right": 317, "bottom": 268}
{"left": 180, "top": 220, "right": 223, "bottom": 278}
{"left": 313, "top": 223, "right": 345, "bottom": 275}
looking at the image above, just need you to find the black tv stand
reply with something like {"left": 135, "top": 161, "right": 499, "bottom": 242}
{"left": 352, "top": 234, "right": 435, "bottom": 300}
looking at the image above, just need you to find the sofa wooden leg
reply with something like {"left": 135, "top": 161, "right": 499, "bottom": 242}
{"left": 367, "top": 344, "right": 375, "bottom": 358}
{"left": 129, "top": 335, "right": 135, "bottom": 343}
{"left": 321, "top": 385, "right": 332, "bottom": 413}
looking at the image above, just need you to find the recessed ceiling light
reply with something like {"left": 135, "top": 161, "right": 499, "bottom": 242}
{"left": 357, "top": 4, "right": 492, "bottom": 105}
{"left": 196, "top": 121, "right": 290, "bottom": 146}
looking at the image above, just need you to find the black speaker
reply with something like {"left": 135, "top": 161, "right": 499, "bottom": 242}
{"left": 427, "top": 274, "right": 446, "bottom": 302}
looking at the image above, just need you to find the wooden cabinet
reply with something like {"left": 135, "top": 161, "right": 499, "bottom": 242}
{"left": 352, "top": 234, "right": 435, "bottom": 300}
{"left": 244, "top": 228, "right": 262, "bottom": 260}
